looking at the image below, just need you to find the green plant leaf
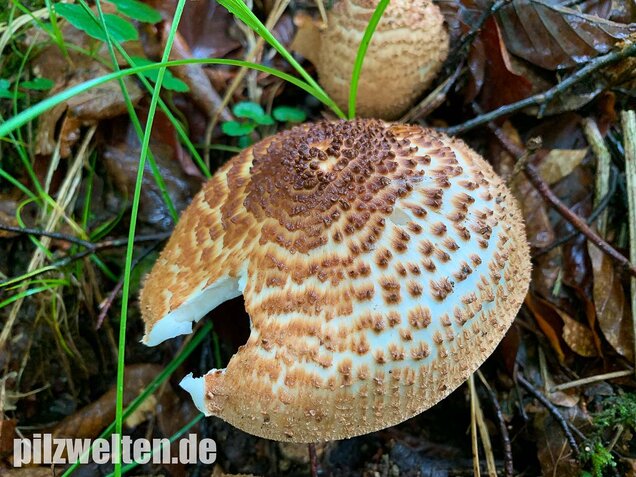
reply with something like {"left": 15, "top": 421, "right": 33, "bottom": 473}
{"left": 107, "top": 0, "right": 162, "bottom": 23}
{"left": 20, "top": 78, "right": 54, "bottom": 90}
{"left": 233, "top": 101, "right": 266, "bottom": 120}
{"left": 0, "top": 80, "right": 24, "bottom": 99}
{"left": 238, "top": 135, "right": 253, "bottom": 148}
{"left": 222, "top": 120, "right": 255, "bottom": 136}
{"left": 273, "top": 105, "right": 306, "bottom": 123}
{"left": 130, "top": 56, "right": 189, "bottom": 92}
{"left": 55, "top": 3, "right": 138, "bottom": 42}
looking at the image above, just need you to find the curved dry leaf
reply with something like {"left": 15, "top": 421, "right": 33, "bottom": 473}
{"left": 467, "top": 16, "right": 533, "bottom": 111}
{"left": 558, "top": 308, "right": 598, "bottom": 357}
{"left": 52, "top": 364, "right": 162, "bottom": 439}
{"left": 525, "top": 294, "right": 566, "bottom": 362}
{"left": 498, "top": 0, "right": 636, "bottom": 70}
{"left": 538, "top": 149, "right": 589, "bottom": 184}
{"left": 588, "top": 242, "right": 634, "bottom": 361}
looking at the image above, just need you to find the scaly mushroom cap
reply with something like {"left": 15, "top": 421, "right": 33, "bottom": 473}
{"left": 316, "top": 0, "right": 449, "bottom": 119}
{"left": 140, "top": 120, "right": 531, "bottom": 442}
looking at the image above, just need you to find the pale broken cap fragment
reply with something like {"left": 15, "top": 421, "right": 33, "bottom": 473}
{"left": 139, "top": 119, "right": 532, "bottom": 442}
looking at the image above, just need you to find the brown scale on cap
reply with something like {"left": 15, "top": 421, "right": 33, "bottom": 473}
{"left": 140, "top": 119, "right": 531, "bottom": 443}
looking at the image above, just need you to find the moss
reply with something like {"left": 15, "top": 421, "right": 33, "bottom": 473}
{"left": 580, "top": 392, "right": 636, "bottom": 477}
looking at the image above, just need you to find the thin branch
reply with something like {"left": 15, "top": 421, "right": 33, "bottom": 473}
{"left": 621, "top": 110, "right": 636, "bottom": 378}
{"left": 517, "top": 373, "right": 580, "bottom": 458}
{"left": 524, "top": 163, "right": 636, "bottom": 277}
{"left": 533, "top": 167, "right": 618, "bottom": 258}
{"left": 0, "top": 233, "right": 171, "bottom": 287}
{"left": 487, "top": 122, "right": 636, "bottom": 277}
{"left": 442, "top": 42, "right": 636, "bottom": 135}
{"left": 308, "top": 443, "right": 319, "bottom": 477}
{"left": 0, "top": 223, "right": 94, "bottom": 249}
{"left": 96, "top": 243, "right": 163, "bottom": 329}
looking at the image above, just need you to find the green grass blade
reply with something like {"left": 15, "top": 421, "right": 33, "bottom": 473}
{"left": 115, "top": 0, "right": 186, "bottom": 477}
{"left": 217, "top": 0, "right": 346, "bottom": 119}
{"left": 113, "top": 0, "right": 187, "bottom": 474}
{"left": 106, "top": 413, "right": 205, "bottom": 476}
{"left": 88, "top": 0, "right": 178, "bottom": 222}
{"left": 0, "top": 59, "right": 330, "bottom": 139}
{"left": 60, "top": 322, "right": 212, "bottom": 477}
{"left": 348, "top": 0, "right": 390, "bottom": 119}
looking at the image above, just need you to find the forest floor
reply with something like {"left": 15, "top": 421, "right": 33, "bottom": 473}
{"left": 0, "top": 0, "right": 636, "bottom": 476}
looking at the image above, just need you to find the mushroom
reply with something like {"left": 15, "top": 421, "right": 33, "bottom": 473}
{"left": 291, "top": 0, "right": 449, "bottom": 119}
{"left": 140, "top": 119, "right": 531, "bottom": 442}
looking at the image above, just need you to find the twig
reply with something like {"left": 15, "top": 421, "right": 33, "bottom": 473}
{"left": 442, "top": 42, "right": 636, "bottom": 135}
{"left": 0, "top": 233, "right": 170, "bottom": 287}
{"left": 621, "top": 110, "right": 636, "bottom": 377}
{"left": 0, "top": 223, "right": 94, "bottom": 249}
{"left": 96, "top": 243, "right": 163, "bottom": 329}
{"left": 308, "top": 443, "right": 319, "bottom": 477}
{"left": 477, "top": 370, "right": 513, "bottom": 477}
{"left": 525, "top": 162, "right": 636, "bottom": 276}
{"left": 488, "top": 122, "right": 636, "bottom": 277}
{"left": 516, "top": 373, "right": 580, "bottom": 458}
{"left": 401, "top": 65, "right": 463, "bottom": 122}
{"left": 533, "top": 168, "right": 617, "bottom": 258}
{"left": 550, "top": 369, "right": 634, "bottom": 393}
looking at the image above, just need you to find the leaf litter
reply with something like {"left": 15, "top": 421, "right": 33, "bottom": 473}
{"left": 1, "top": 0, "right": 636, "bottom": 475}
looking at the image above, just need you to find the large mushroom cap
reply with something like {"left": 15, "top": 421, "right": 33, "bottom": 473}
{"left": 314, "top": 0, "right": 449, "bottom": 119}
{"left": 140, "top": 119, "right": 531, "bottom": 442}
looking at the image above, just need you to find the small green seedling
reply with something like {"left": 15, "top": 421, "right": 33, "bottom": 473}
{"left": 580, "top": 392, "right": 636, "bottom": 477}
{"left": 0, "top": 77, "right": 54, "bottom": 100}
{"left": 222, "top": 101, "right": 307, "bottom": 147}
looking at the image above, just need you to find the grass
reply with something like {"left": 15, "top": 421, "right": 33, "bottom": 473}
{"left": 0, "top": 0, "right": 389, "bottom": 473}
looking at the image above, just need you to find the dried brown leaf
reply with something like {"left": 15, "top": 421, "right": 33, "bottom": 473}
{"left": 588, "top": 242, "right": 634, "bottom": 361}
{"left": 558, "top": 309, "right": 598, "bottom": 357}
{"left": 466, "top": 16, "right": 533, "bottom": 111}
{"left": 29, "top": 4, "right": 144, "bottom": 156}
{"left": 0, "top": 419, "right": 16, "bottom": 456}
{"left": 525, "top": 294, "right": 567, "bottom": 362}
{"left": 52, "top": 364, "right": 162, "bottom": 439}
{"left": 538, "top": 149, "right": 589, "bottom": 184}
{"left": 498, "top": 0, "right": 636, "bottom": 70}
{"left": 533, "top": 408, "right": 582, "bottom": 477}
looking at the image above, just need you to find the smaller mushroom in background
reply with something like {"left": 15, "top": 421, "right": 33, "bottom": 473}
{"left": 140, "top": 119, "right": 532, "bottom": 443}
{"left": 291, "top": 0, "right": 450, "bottom": 120}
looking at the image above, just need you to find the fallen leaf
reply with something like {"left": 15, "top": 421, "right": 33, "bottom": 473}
{"left": 558, "top": 308, "right": 598, "bottom": 357}
{"left": 146, "top": 0, "right": 240, "bottom": 59}
{"left": 102, "top": 110, "right": 202, "bottom": 231}
{"left": 52, "top": 364, "right": 162, "bottom": 439}
{"left": 290, "top": 12, "right": 324, "bottom": 65}
{"left": 538, "top": 149, "right": 589, "bottom": 184}
{"left": 533, "top": 408, "right": 582, "bottom": 477}
{"left": 27, "top": 3, "right": 144, "bottom": 157}
{"left": 0, "top": 419, "right": 16, "bottom": 455}
{"left": 466, "top": 16, "right": 533, "bottom": 112}
{"left": 159, "top": 21, "right": 232, "bottom": 121}
{"left": 588, "top": 242, "right": 634, "bottom": 361}
{"left": 0, "top": 193, "right": 20, "bottom": 238}
{"left": 498, "top": 0, "right": 636, "bottom": 70}
{"left": 124, "top": 394, "right": 158, "bottom": 428}
{"left": 525, "top": 293, "right": 567, "bottom": 362}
